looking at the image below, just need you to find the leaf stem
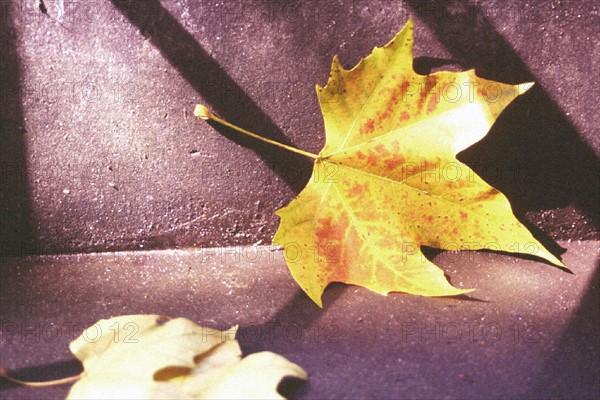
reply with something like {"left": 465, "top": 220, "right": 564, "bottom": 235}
{"left": 0, "top": 367, "right": 83, "bottom": 387}
{"left": 195, "top": 104, "right": 320, "bottom": 160}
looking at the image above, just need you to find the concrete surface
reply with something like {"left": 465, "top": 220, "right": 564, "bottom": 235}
{"left": 0, "top": 1, "right": 599, "bottom": 399}
{"left": 0, "top": 0, "right": 598, "bottom": 255}
{"left": 0, "top": 241, "right": 598, "bottom": 399}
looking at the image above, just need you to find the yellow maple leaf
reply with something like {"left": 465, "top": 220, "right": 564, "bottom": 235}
{"left": 196, "top": 20, "right": 563, "bottom": 307}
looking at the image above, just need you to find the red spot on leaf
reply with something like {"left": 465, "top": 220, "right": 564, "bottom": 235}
{"left": 427, "top": 94, "right": 440, "bottom": 113}
{"left": 378, "top": 109, "right": 392, "bottom": 122}
{"left": 316, "top": 214, "right": 348, "bottom": 243}
{"left": 421, "top": 160, "right": 437, "bottom": 170}
{"left": 315, "top": 213, "right": 350, "bottom": 276}
{"left": 360, "top": 118, "right": 375, "bottom": 135}
{"left": 474, "top": 188, "right": 498, "bottom": 202}
{"left": 374, "top": 143, "right": 390, "bottom": 157}
{"left": 347, "top": 183, "right": 368, "bottom": 198}
{"left": 400, "top": 111, "right": 410, "bottom": 121}
{"left": 418, "top": 76, "right": 437, "bottom": 111}
{"left": 460, "top": 211, "right": 468, "bottom": 220}
{"left": 397, "top": 80, "right": 411, "bottom": 105}
{"left": 384, "top": 155, "right": 405, "bottom": 171}
{"left": 356, "top": 151, "right": 366, "bottom": 160}
{"left": 314, "top": 213, "right": 361, "bottom": 282}
{"left": 367, "top": 152, "right": 379, "bottom": 166}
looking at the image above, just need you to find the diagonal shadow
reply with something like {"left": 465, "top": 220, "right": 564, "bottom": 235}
{"left": 109, "top": 0, "right": 335, "bottom": 337}
{"left": 237, "top": 285, "right": 347, "bottom": 354}
{"left": 405, "top": 0, "right": 599, "bottom": 245}
{"left": 0, "top": 2, "right": 34, "bottom": 256}
{"left": 109, "top": 0, "right": 313, "bottom": 193}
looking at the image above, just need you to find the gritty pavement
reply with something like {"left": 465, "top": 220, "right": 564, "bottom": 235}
{"left": 0, "top": 241, "right": 598, "bottom": 399}
{"left": 1, "top": 0, "right": 598, "bottom": 255}
{"left": 0, "top": 1, "right": 598, "bottom": 399}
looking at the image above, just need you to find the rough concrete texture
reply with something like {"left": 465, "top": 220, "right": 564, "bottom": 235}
{"left": 0, "top": 241, "right": 598, "bottom": 399}
{"left": 0, "top": 0, "right": 598, "bottom": 255}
